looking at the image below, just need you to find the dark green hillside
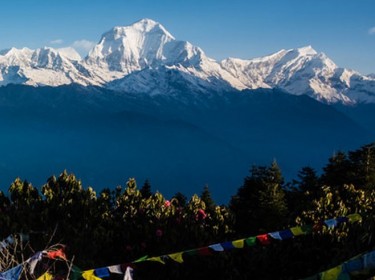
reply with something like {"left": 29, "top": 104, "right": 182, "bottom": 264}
{"left": 1, "top": 142, "right": 375, "bottom": 279}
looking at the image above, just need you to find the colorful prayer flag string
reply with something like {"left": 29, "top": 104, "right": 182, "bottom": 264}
{"left": 0, "top": 214, "right": 362, "bottom": 280}
{"left": 304, "top": 249, "right": 375, "bottom": 280}
{"left": 131, "top": 214, "right": 359, "bottom": 267}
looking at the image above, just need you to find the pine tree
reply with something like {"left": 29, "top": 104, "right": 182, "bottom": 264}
{"left": 321, "top": 151, "right": 352, "bottom": 187}
{"left": 230, "top": 161, "right": 288, "bottom": 235}
{"left": 348, "top": 142, "right": 375, "bottom": 189}
{"left": 173, "top": 192, "right": 187, "bottom": 207}
{"left": 200, "top": 185, "right": 215, "bottom": 210}
{"left": 140, "top": 179, "right": 152, "bottom": 198}
{"left": 297, "top": 166, "right": 320, "bottom": 193}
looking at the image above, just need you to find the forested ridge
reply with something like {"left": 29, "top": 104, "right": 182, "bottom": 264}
{"left": 1, "top": 142, "right": 375, "bottom": 279}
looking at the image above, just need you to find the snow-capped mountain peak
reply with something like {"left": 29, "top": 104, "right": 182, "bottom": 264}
{"left": 85, "top": 18, "right": 176, "bottom": 73}
{"left": 82, "top": 18, "right": 241, "bottom": 90}
{"left": 0, "top": 47, "right": 34, "bottom": 67}
{"left": 57, "top": 47, "right": 82, "bottom": 61}
{"left": 0, "top": 19, "right": 374, "bottom": 104}
{"left": 295, "top": 45, "right": 317, "bottom": 56}
{"left": 128, "top": 18, "right": 175, "bottom": 39}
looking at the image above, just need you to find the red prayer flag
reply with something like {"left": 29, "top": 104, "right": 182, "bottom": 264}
{"left": 46, "top": 248, "right": 67, "bottom": 260}
{"left": 256, "top": 234, "right": 271, "bottom": 245}
{"left": 197, "top": 247, "right": 212, "bottom": 256}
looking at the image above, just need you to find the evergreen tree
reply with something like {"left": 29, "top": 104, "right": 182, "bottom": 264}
{"left": 173, "top": 192, "right": 187, "bottom": 207}
{"left": 348, "top": 142, "right": 375, "bottom": 189}
{"left": 230, "top": 161, "right": 288, "bottom": 235}
{"left": 286, "top": 166, "right": 320, "bottom": 218}
{"left": 297, "top": 166, "right": 320, "bottom": 193}
{"left": 321, "top": 151, "right": 352, "bottom": 187}
{"left": 200, "top": 185, "right": 215, "bottom": 210}
{"left": 140, "top": 179, "right": 152, "bottom": 198}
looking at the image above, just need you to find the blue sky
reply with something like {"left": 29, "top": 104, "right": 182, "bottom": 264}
{"left": 0, "top": 0, "right": 374, "bottom": 74}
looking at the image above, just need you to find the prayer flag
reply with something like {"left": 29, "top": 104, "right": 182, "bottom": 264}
{"left": 301, "top": 225, "right": 313, "bottom": 234}
{"left": 278, "top": 229, "right": 294, "bottom": 240}
{"left": 364, "top": 251, "right": 375, "bottom": 269}
{"left": 221, "top": 241, "right": 235, "bottom": 250}
{"left": 5, "top": 236, "right": 14, "bottom": 245}
{"left": 19, "top": 234, "right": 29, "bottom": 242}
{"left": 28, "top": 251, "right": 43, "bottom": 275}
{"left": 0, "top": 264, "right": 23, "bottom": 280}
{"left": 347, "top": 214, "right": 362, "bottom": 223}
{"left": 269, "top": 232, "right": 282, "bottom": 240}
{"left": 36, "top": 272, "right": 53, "bottom": 280}
{"left": 69, "top": 266, "right": 83, "bottom": 280}
{"left": 108, "top": 265, "right": 122, "bottom": 274}
{"left": 124, "top": 267, "right": 133, "bottom": 280}
{"left": 82, "top": 269, "right": 102, "bottom": 280}
{"left": 168, "top": 252, "right": 184, "bottom": 263}
{"left": 46, "top": 248, "right": 66, "bottom": 260}
{"left": 256, "top": 234, "right": 271, "bottom": 245}
{"left": 320, "top": 265, "right": 342, "bottom": 280}
{"left": 290, "top": 226, "right": 304, "bottom": 236}
{"left": 324, "top": 219, "right": 338, "bottom": 229}
{"left": 197, "top": 247, "right": 212, "bottom": 256}
{"left": 245, "top": 237, "right": 257, "bottom": 246}
{"left": 343, "top": 258, "right": 364, "bottom": 273}
{"left": 147, "top": 257, "right": 165, "bottom": 264}
{"left": 185, "top": 249, "right": 199, "bottom": 256}
{"left": 209, "top": 244, "right": 224, "bottom": 252}
{"left": 336, "top": 217, "right": 349, "bottom": 224}
{"left": 133, "top": 255, "right": 148, "bottom": 263}
{"left": 232, "top": 239, "right": 245, "bottom": 248}
{"left": 94, "top": 268, "right": 110, "bottom": 278}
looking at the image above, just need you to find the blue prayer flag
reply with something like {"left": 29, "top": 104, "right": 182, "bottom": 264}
{"left": 95, "top": 267, "right": 110, "bottom": 278}
{"left": 324, "top": 219, "right": 338, "bottom": 229}
{"left": 0, "top": 264, "right": 23, "bottom": 280}
{"left": 364, "top": 251, "right": 375, "bottom": 269}
{"left": 221, "top": 241, "right": 235, "bottom": 250}
{"left": 269, "top": 232, "right": 282, "bottom": 240}
{"left": 278, "top": 229, "right": 293, "bottom": 240}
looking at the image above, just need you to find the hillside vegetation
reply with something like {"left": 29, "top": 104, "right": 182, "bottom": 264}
{"left": 1, "top": 142, "right": 375, "bottom": 279}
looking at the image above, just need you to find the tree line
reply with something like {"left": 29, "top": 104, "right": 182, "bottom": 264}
{"left": 0, "top": 142, "right": 375, "bottom": 279}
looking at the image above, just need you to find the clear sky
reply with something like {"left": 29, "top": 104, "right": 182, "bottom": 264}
{"left": 0, "top": 0, "right": 374, "bottom": 74}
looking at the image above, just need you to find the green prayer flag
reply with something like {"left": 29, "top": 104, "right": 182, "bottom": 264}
{"left": 301, "top": 225, "right": 313, "bottom": 234}
{"left": 69, "top": 265, "right": 83, "bottom": 280}
{"left": 245, "top": 237, "right": 256, "bottom": 247}
{"left": 133, "top": 255, "right": 148, "bottom": 263}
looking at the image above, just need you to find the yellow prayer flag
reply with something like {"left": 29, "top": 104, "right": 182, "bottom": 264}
{"left": 82, "top": 269, "right": 102, "bottom": 280}
{"left": 168, "top": 252, "right": 184, "bottom": 263}
{"left": 320, "top": 265, "right": 342, "bottom": 280}
{"left": 147, "top": 256, "right": 166, "bottom": 264}
{"left": 347, "top": 213, "right": 362, "bottom": 223}
{"left": 232, "top": 239, "right": 245, "bottom": 248}
{"left": 37, "top": 272, "right": 53, "bottom": 280}
{"left": 290, "top": 226, "right": 304, "bottom": 236}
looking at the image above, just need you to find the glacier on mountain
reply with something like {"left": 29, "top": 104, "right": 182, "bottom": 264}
{"left": 0, "top": 18, "right": 374, "bottom": 104}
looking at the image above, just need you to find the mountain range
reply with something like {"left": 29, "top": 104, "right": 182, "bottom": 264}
{"left": 0, "top": 19, "right": 374, "bottom": 202}
{"left": 1, "top": 18, "right": 374, "bottom": 104}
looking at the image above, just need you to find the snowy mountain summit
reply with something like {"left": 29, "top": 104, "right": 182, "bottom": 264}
{"left": 0, "top": 18, "right": 374, "bottom": 104}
